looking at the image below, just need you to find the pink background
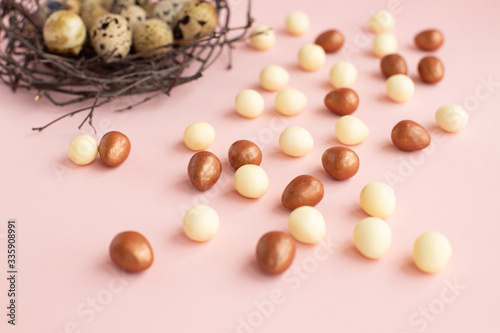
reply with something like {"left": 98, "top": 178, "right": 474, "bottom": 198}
{"left": 2, "top": 0, "right": 500, "bottom": 332}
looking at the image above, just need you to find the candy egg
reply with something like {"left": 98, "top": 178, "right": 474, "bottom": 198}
{"left": 43, "top": 10, "right": 86, "bottom": 55}
{"left": 235, "top": 89, "right": 264, "bottom": 118}
{"left": 68, "top": 134, "right": 98, "bottom": 165}
{"left": 173, "top": 0, "right": 217, "bottom": 41}
{"left": 314, "top": 29, "right": 344, "bottom": 53}
{"left": 285, "top": 11, "right": 310, "bottom": 36}
{"left": 234, "top": 165, "right": 268, "bottom": 198}
{"left": 353, "top": 217, "right": 392, "bottom": 259}
{"left": 386, "top": 74, "right": 414, "bottom": 102}
{"left": 249, "top": 26, "right": 276, "bottom": 51}
{"left": 91, "top": 14, "right": 132, "bottom": 59}
{"left": 256, "top": 231, "right": 296, "bottom": 275}
{"left": 391, "top": 120, "right": 431, "bottom": 151}
{"left": 373, "top": 32, "right": 397, "bottom": 58}
{"left": 98, "top": 131, "right": 131, "bottom": 167}
{"left": 298, "top": 44, "right": 326, "bottom": 71}
{"left": 321, "top": 146, "right": 360, "bottom": 180}
{"left": 134, "top": 18, "right": 173, "bottom": 56}
{"left": 279, "top": 126, "right": 314, "bottom": 157}
{"left": 359, "top": 182, "right": 396, "bottom": 219}
{"left": 183, "top": 122, "right": 215, "bottom": 151}
{"left": 334, "top": 115, "right": 369, "bottom": 145}
{"left": 183, "top": 205, "right": 219, "bottom": 242}
{"left": 330, "top": 61, "right": 357, "bottom": 88}
{"left": 368, "top": 10, "right": 395, "bottom": 33}
{"left": 260, "top": 65, "right": 289, "bottom": 91}
{"left": 418, "top": 56, "right": 444, "bottom": 83}
{"left": 415, "top": 29, "right": 444, "bottom": 51}
{"left": 324, "top": 88, "right": 359, "bottom": 115}
{"left": 109, "top": 231, "right": 154, "bottom": 272}
{"left": 275, "top": 88, "right": 307, "bottom": 116}
{"left": 120, "top": 5, "right": 147, "bottom": 31}
{"left": 288, "top": 206, "right": 326, "bottom": 244}
{"left": 187, "top": 151, "right": 222, "bottom": 191}
{"left": 380, "top": 53, "right": 407, "bottom": 78}
{"left": 228, "top": 140, "right": 262, "bottom": 170}
{"left": 435, "top": 105, "right": 468, "bottom": 133}
{"left": 413, "top": 232, "right": 452, "bottom": 273}
{"left": 282, "top": 175, "right": 324, "bottom": 211}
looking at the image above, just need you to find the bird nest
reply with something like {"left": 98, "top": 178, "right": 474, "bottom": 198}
{"left": 0, "top": 0, "right": 253, "bottom": 131}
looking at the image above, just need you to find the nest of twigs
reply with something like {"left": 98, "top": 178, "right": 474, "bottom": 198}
{"left": 0, "top": 0, "right": 253, "bottom": 131}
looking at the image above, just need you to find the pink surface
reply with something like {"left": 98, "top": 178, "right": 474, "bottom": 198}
{"left": 2, "top": 0, "right": 500, "bottom": 332}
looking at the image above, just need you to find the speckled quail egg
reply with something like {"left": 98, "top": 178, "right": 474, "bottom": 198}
{"left": 43, "top": 10, "right": 86, "bottom": 55}
{"left": 143, "top": 2, "right": 157, "bottom": 18}
{"left": 38, "top": 0, "right": 82, "bottom": 21}
{"left": 173, "top": 0, "right": 217, "bottom": 42}
{"left": 133, "top": 18, "right": 173, "bottom": 56}
{"left": 153, "top": 0, "right": 189, "bottom": 27}
{"left": 120, "top": 5, "right": 146, "bottom": 31}
{"left": 91, "top": 14, "right": 132, "bottom": 59}
{"left": 81, "top": 4, "right": 109, "bottom": 31}
{"left": 101, "top": 0, "right": 135, "bottom": 11}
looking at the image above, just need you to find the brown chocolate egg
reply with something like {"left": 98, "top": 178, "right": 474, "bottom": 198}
{"left": 314, "top": 29, "right": 344, "bottom": 53}
{"left": 418, "top": 56, "right": 444, "bottom": 83}
{"left": 109, "top": 231, "right": 154, "bottom": 272}
{"left": 391, "top": 120, "right": 431, "bottom": 151}
{"left": 228, "top": 140, "right": 262, "bottom": 170}
{"left": 281, "top": 175, "right": 324, "bottom": 210}
{"left": 188, "top": 151, "right": 222, "bottom": 190}
{"left": 322, "top": 146, "right": 359, "bottom": 180}
{"left": 324, "top": 88, "right": 359, "bottom": 115}
{"left": 256, "top": 231, "right": 296, "bottom": 274}
{"left": 415, "top": 29, "right": 444, "bottom": 51}
{"left": 98, "top": 131, "right": 131, "bottom": 167}
{"left": 380, "top": 53, "right": 407, "bottom": 78}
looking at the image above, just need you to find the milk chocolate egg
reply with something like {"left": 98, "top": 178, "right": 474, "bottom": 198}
{"left": 109, "top": 231, "right": 154, "bottom": 272}
{"left": 256, "top": 231, "right": 296, "bottom": 274}
{"left": 188, "top": 151, "right": 222, "bottom": 190}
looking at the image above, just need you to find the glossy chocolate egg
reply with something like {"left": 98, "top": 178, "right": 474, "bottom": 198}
{"left": 228, "top": 140, "right": 262, "bottom": 170}
{"left": 109, "top": 231, "right": 154, "bottom": 272}
{"left": 99, "top": 131, "right": 131, "bottom": 167}
{"left": 256, "top": 231, "right": 296, "bottom": 274}
{"left": 322, "top": 146, "right": 360, "bottom": 180}
{"left": 281, "top": 175, "right": 324, "bottom": 210}
{"left": 391, "top": 120, "right": 431, "bottom": 151}
{"left": 188, "top": 151, "right": 222, "bottom": 190}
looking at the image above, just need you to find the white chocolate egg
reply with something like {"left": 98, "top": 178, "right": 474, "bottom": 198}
{"left": 234, "top": 165, "right": 269, "bottom": 198}
{"left": 353, "top": 217, "right": 392, "bottom": 259}
{"left": 359, "top": 182, "right": 396, "bottom": 219}
{"left": 183, "top": 205, "right": 220, "bottom": 242}
{"left": 288, "top": 206, "right": 326, "bottom": 244}
{"left": 279, "top": 126, "right": 314, "bottom": 157}
{"left": 334, "top": 115, "right": 369, "bottom": 145}
{"left": 413, "top": 232, "right": 452, "bottom": 273}
{"left": 68, "top": 134, "right": 98, "bottom": 165}
{"left": 249, "top": 26, "right": 275, "bottom": 51}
